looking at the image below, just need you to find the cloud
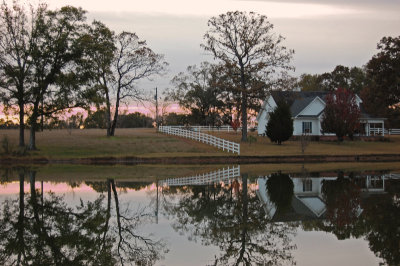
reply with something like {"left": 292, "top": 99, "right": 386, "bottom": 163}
{"left": 239, "top": 0, "right": 399, "bottom": 9}
{"left": 47, "top": 0, "right": 361, "bottom": 18}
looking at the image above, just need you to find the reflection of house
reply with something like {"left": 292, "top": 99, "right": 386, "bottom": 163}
{"left": 256, "top": 91, "right": 385, "bottom": 136}
{"left": 256, "top": 175, "right": 386, "bottom": 221}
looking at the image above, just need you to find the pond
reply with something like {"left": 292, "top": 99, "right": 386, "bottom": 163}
{"left": 0, "top": 164, "right": 399, "bottom": 265}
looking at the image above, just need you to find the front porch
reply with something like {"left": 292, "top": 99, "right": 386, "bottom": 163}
{"left": 360, "top": 119, "right": 386, "bottom": 136}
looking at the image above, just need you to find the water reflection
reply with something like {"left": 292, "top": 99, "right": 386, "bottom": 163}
{"left": 257, "top": 171, "right": 399, "bottom": 265}
{"left": 0, "top": 166, "right": 399, "bottom": 265}
{"left": 0, "top": 171, "right": 167, "bottom": 265}
{"left": 162, "top": 173, "right": 297, "bottom": 265}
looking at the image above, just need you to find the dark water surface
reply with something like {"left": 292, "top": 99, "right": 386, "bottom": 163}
{"left": 0, "top": 165, "right": 399, "bottom": 265}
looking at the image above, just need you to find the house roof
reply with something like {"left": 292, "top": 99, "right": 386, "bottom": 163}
{"left": 270, "top": 91, "right": 328, "bottom": 117}
{"left": 267, "top": 91, "right": 383, "bottom": 121}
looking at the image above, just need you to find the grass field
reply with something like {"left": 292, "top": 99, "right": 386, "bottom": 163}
{"left": 211, "top": 131, "right": 400, "bottom": 156}
{"left": 1, "top": 128, "right": 400, "bottom": 159}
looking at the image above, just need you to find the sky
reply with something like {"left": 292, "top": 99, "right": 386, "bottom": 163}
{"left": 43, "top": 0, "right": 399, "bottom": 86}
{"left": 2, "top": 0, "right": 400, "bottom": 118}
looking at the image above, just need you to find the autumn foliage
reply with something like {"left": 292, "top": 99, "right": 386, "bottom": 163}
{"left": 230, "top": 119, "right": 241, "bottom": 132}
{"left": 321, "top": 88, "right": 361, "bottom": 141}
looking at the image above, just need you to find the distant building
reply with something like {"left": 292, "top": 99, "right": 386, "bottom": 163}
{"left": 256, "top": 91, "right": 385, "bottom": 136}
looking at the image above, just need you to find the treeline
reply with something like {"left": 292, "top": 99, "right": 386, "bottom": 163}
{"left": 296, "top": 40, "right": 400, "bottom": 128}
{"left": 168, "top": 36, "right": 400, "bottom": 133}
{"left": 1, "top": 0, "right": 399, "bottom": 151}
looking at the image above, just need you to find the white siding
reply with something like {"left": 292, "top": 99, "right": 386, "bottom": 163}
{"left": 257, "top": 96, "right": 277, "bottom": 135}
{"left": 293, "top": 118, "right": 321, "bottom": 136}
{"left": 297, "top": 97, "right": 325, "bottom": 117}
{"left": 293, "top": 119, "right": 303, "bottom": 135}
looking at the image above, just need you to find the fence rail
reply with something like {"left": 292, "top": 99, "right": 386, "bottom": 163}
{"left": 369, "top": 128, "right": 400, "bottom": 135}
{"left": 166, "top": 125, "right": 257, "bottom": 133}
{"left": 159, "top": 126, "right": 240, "bottom": 155}
{"left": 159, "top": 166, "right": 241, "bottom": 186}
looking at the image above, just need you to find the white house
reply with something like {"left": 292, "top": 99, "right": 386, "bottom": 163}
{"left": 256, "top": 91, "right": 385, "bottom": 137}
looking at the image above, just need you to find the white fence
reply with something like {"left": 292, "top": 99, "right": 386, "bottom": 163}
{"left": 168, "top": 125, "right": 235, "bottom": 132}
{"left": 159, "top": 126, "right": 240, "bottom": 155}
{"left": 166, "top": 125, "right": 256, "bottom": 133}
{"left": 369, "top": 128, "right": 400, "bottom": 135}
{"left": 159, "top": 166, "right": 241, "bottom": 186}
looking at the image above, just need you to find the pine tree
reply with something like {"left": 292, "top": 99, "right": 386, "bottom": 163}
{"left": 266, "top": 101, "right": 293, "bottom": 144}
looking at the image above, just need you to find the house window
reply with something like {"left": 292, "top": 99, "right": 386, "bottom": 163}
{"left": 302, "top": 179, "right": 312, "bottom": 192}
{"left": 302, "top": 122, "right": 312, "bottom": 134}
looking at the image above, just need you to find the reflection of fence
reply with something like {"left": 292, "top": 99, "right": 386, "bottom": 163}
{"left": 158, "top": 126, "right": 240, "bottom": 155}
{"left": 159, "top": 166, "right": 241, "bottom": 186}
{"left": 388, "top": 173, "right": 400, "bottom": 179}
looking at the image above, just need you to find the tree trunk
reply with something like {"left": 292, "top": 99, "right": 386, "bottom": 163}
{"left": 241, "top": 91, "right": 248, "bottom": 142}
{"left": 105, "top": 87, "right": 112, "bottom": 137}
{"left": 17, "top": 172, "right": 25, "bottom": 264}
{"left": 101, "top": 179, "right": 112, "bottom": 252}
{"left": 29, "top": 126, "right": 37, "bottom": 150}
{"left": 237, "top": 173, "right": 248, "bottom": 264}
{"left": 28, "top": 91, "right": 42, "bottom": 150}
{"left": 28, "top": 110, "right": 39, "bottom": 150}
{"left": 109, "top": 102, "right": 119, "bottom": 136}
{"left": 109, "top": 89, "right": 121, "bottom": 137}
{"left": 19, "top": 101, "right": 25, "bottom": 147}
{"left": 240, "top": 63, "right": 247, "bottom": 142}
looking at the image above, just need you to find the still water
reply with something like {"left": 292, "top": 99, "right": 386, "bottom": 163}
{"left": 0, "top": 165, "right": 399, "bottom": 265}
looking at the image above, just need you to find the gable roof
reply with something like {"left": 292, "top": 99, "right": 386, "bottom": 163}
{"left": 270, "top": 91, "right": 328, "bottom": 117}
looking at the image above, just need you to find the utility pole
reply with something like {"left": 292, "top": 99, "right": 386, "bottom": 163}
{"left": 155, "top": 87, "right": 159, "bottom": 129}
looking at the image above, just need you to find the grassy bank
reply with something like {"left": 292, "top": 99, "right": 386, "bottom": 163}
{"left": 1, "top": 128, "right": 400, "bottom": 160}
{"left": 1, "top": 162, "right": 399, "bottom": 182}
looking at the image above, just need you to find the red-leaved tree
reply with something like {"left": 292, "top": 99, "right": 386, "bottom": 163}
{"left": 321, "top": 88, "right": 361, "bottom": 141}
{"left": 230, "top": 119, "right": 240, "bottom": 133}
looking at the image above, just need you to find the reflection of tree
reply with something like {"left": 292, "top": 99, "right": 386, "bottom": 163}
{"left": 0, "top": 174, "right": 167, "bottom": 265}
{"left": 88, "top": 179, "right": 168, "bottom": 265}
{"left": 361, "top": 179, "right": 400, "bottom": 265}
{"left": 267, "top": 172, "right": 294, "bottom": 211}
{"left": 321, "top": 172, "right": 362, "bottom": 238}
{"left": 303, "top": 174, "right": 400, "bottom": 265}
{"left": 0, "top": 171, "right": 115, "bottom": 265}
{"left": 164, "top": 174, "right": 296, "bottom": 265}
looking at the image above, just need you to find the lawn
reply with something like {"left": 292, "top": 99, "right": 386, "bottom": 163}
{"left": 0, "top": 128, "right": 224, "bottom": 159}
{"left": 210, "top": 131, "right": 400, "bottom": 156}
{"left": 0, "top": 128, "right": 400, "bottom": 160}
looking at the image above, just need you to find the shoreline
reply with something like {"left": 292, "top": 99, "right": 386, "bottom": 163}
{"left": 1, "top": 153, "right": 400, "bottom": 165}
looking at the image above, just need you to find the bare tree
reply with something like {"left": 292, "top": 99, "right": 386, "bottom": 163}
{"left": 85, "top": 24, "right": 167, "bottom": 136}
{"left": 202, "top": 11, "right": 294, "bottom": 141}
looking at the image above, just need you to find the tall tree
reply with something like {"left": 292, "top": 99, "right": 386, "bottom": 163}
{"left": 169, "top": 62, "right": 224, "bottom": 126}
{"left": 364, "top": 36, "right": 400, "bottom": 126}
{"left": 266, "top": 100, "right": 293, "bottom": 145}
{"left": 321, "top": 88, "right": 361, "bottom": 141}
{"left": 85, "top": 25, "right": 167, "bottom": 136}
{"left": 298, "top": 65, "right": 367, "bottom": 93}
{"left": 0, "top": 1, "right": 46, "bottom": 147}
{"left": 297, "top": 73, "right": 321, "bottom": 92}
{"left": 202, "top": 11, "right": 294, "bottom": 141}
{"left": 27, "top": 5, "right": 89, "bottom": 150}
